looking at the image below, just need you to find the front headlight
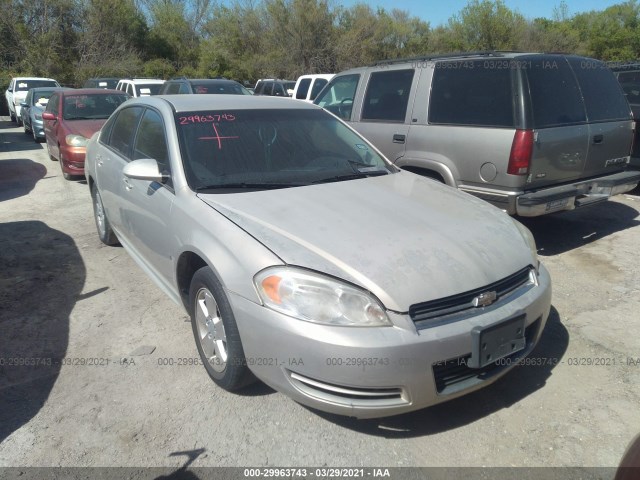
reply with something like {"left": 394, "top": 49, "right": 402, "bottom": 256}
{"left": 35, "top": 113, "right": 42, "bottom": 120}
{"left": 66, "top": 134, "right": 88, "bottom": 147}
{"left": 254, "top": 267, "right": 391, "bottom": 327}
{"left": 512, "top": 219, "right": 539, "bottom": 270}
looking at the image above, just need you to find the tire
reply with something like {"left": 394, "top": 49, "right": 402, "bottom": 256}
{"left": 9, "top": 110, "right": 15, "bottom": 123}
{"left": 16, "top": 114, "right": 22, "bottom": 127}
{"left": 189, "top": 267, "right": 254, "bottom": 391}
{"left": 23, "top": 120, "right": 29, "bottom": 134}
{"left": 91, "top": 183, "right": 118, "bottom": 245}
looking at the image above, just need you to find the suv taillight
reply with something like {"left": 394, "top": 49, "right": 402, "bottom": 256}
{"left": 508, "top": 129, "right": 534, "bottom": 175}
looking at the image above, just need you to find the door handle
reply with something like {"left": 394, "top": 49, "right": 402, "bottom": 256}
{"left": 95, "top": 154, "right": 103, "bottom": 167}
{"left": 123, "top": 178, "right": 133, "bottom": 191}
{"left": 592, "top": 134, "right": 604, "bottom": 144}
{"left": 393, "top": 134, "right": 406, "bottom": 144}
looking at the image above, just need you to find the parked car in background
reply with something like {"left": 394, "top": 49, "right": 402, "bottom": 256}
{"left": 5, "top": 77, "right": 60, "bottom": 125}
{"left": 292, "top": 74, "right": 334, "bottom": 102}
{"left": 612, "top": 62, "right": 640, "bottom": 168}
{"left": 253, "top": 79, "right": 296, "bottom": 97}
{"left": 116, "top": 78, "right": 165, "bottom": 97}
{"left": 83, "top": 78, "right": 120, "bottom": 89}
{"left": 315, "top": 52, "right": 640, "bottom": 216}
{"left": 158, "top": 78, "right": 251, "bottom": 95}
{"left": 20, "top": 87, "right": 68, "bottom": 143}
{"left": 85, "top": 94, "right": 551, "bottom": 419}
{"left": 43, "top": 89, "right": 129, "bottom": 180}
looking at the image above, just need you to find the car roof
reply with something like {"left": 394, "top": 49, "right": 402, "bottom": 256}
{"left": 13, "top": 77, "right": 58, "bottom": 81}
{"left": 129, "top": 94, "right": 320, "bottom": 113}
{"left": 121, "top": 78, "right": 165, "bottom": 84}
{"left": 58, "top": 88, "right": 127, "bottom": 96}
{"left": 29, "top": 86, "right": 66, "bottom": 92}
{"left": 175, "top": 79, "right": 242, "bottom": 85}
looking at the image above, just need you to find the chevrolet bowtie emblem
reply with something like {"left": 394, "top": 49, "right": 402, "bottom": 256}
{"left": 473, "top": 291, "right": 498, "bottom": 307}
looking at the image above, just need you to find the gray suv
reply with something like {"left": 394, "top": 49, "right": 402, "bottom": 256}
{"left": 315, "top": 52, "right": 640, "bottom": 216}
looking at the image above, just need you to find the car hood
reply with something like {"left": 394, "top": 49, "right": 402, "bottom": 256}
{"left": 64, "top": 119, "right": 108, "bottom": 139}
{"left": 198, "top": 172, "right": 535, "bottom": 311}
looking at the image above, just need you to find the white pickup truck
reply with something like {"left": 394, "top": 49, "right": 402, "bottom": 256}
{"left": 5, "top": 77, "right": 60, "bottom": 126}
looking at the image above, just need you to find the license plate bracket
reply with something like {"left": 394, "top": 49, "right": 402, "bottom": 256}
{"left": 468, "top": 314, "right": 526, "bottom": 369}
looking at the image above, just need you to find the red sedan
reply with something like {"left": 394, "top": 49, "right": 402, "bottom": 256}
{"left": 43, "top": 88, "right": 129, "bottom": 179}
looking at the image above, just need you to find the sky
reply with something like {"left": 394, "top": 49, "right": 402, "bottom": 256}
{"left": 338, "top": 0, "right": 625, "bottom": 27}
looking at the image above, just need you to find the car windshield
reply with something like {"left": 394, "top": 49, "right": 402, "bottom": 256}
{"left": 16, "top": 80, "right": 58, "bottom": 91}
{"left": 191, "top": 82, "right": 251, "bottom": 95}
{"left": 63, "top": 93, "right": 129, "bottom": 120}
{"left": 30, "top": 90, "right": 56, "bottom": 106}
{"left": 175, "top": 108, "right": 395, "bottom": 191}
{"left": 135, "top": 84, "right": 163, "bottom": 96}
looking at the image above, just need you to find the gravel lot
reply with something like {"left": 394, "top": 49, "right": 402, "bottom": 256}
{"left": 1, "top": 118, "right": 639, "bottom": 474}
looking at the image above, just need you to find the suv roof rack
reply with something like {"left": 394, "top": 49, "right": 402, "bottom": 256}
{"left": 373, "top": 51, "right": 507, "bottom": 66}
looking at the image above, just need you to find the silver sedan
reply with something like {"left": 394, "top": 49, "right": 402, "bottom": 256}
{"left": 85, "top": 95, "right": 551, "bottom": 418}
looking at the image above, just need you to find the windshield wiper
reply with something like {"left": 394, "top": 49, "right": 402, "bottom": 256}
{"left": 312, "top": 170, "right": 388, "bottom": 185}
{"left": 195, "top": 182, "right": 306, "bottom": 191}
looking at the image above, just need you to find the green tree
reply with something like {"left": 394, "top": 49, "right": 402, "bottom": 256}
{"left": 75, "top": 0, "right": 148, "bottom": 82}
{"left": 447, "top": 0, "right": 526, "bottom": 51}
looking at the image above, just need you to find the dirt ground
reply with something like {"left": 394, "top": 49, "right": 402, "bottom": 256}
{"left": 0, "top": 118, "right": 639, "bottom": 474}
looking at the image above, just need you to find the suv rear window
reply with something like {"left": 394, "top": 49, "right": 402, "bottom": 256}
{"left": 524, "top": 57, "right": 586, "bottom": 128}
{"left": 429, "top": 61, "right": 514, "bottom": 127}
{"left": 567, "top": 57, "right": 631, "bottom": 122}
{"left": 362, "top": 69, "right": 414, "bottom": 122}
{"left": 15, "top": 80, "right": 58, "bottom": 91}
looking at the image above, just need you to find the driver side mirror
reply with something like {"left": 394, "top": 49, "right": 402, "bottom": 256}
{"left": 42, "top": 112, "right": 57, "bottom": 120}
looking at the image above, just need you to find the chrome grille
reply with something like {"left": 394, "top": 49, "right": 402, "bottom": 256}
{"left": 410, "top": 266, "right": 535, "bottom": 328}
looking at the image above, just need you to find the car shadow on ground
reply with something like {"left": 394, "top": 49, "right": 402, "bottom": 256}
{"left": 0, "top": 221, "right": 85, "bottom": 443}
{"left": 0, "top": 129, "right": 45, "bottom": 152}
{"left": 310, "top": 306, "right": 567, "bottom": 437}
{"left": 0, "top": 158, "right": 47, "bottom": 202}
{"left": 518, "top": 200, "right": 640, "bottom": 256}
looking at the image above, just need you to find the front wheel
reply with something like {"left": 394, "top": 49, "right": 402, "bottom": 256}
{"left": 189, "top": 267, "right": 254, "bottom": 391}
{"left": 91, "top": 183, "right": 118, "bottom": 245}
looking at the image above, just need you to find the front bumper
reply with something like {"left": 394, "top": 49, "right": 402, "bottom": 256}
{"left": 60, "top": 145, "right": 86, "bottom": 175}
{"left": 229, "top": 264, "right": 552, "bottom": 418}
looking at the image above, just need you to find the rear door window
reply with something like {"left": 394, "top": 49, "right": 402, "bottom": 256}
{"left": 567, "top": 57, "right": 631, "bottom": 122}
{"left": 429, "top": 61, "right": 514, "bottom": 127}
{"left": 524, "top": 57, "right": 586, "bottom": 128}
{"left": 362, "top": 69, "right": 414, "bottom": 122}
